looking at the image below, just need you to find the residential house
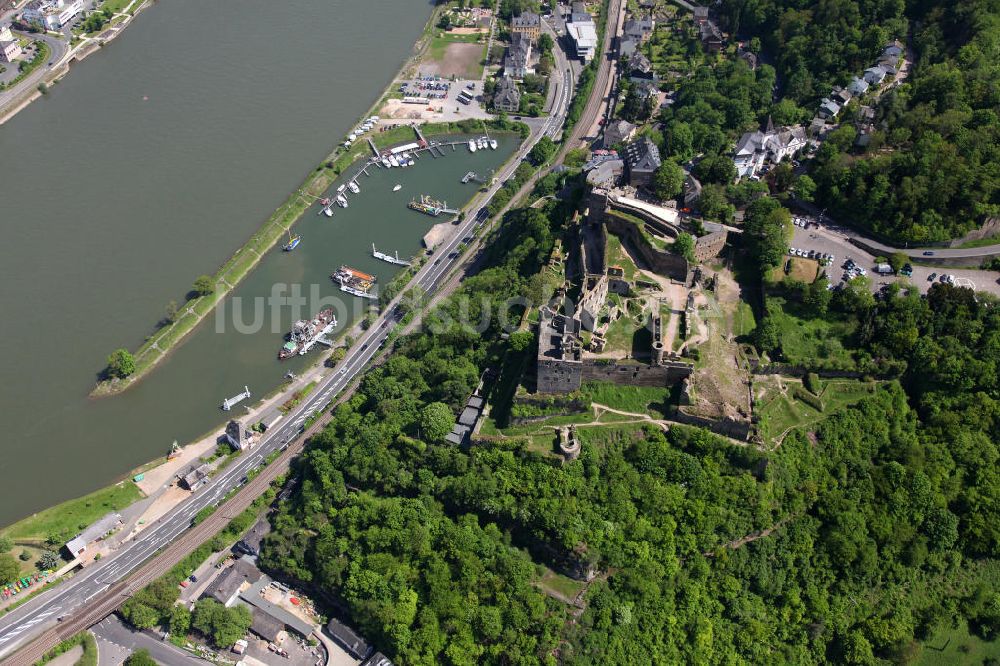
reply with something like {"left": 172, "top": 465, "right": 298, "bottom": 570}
{"left": 856, "top": 105, "right": 876, "bottom": 129}
{"left": 863, "top": 65, "right": 887, "bottom": 85}
{"left": 585, "top": 157, "right": 624, "bottom": 189}
{"left": 847, "top": 76, "right": 869, "bottom": 96}
{"left": 205, "top": 558, "right": 261, "bottom": 607}
{"left": 817, "top": 98, "right": 841, "bottom": 119}
{"left": 234, "top": 516, "right": 271, "bottom": 558}
{"left": 511, "top": 11, "right": 541, "bottom": 43}
{"left": 493, "top": 74, "right": 521, "bottom": 112}
{"left": 225, "top": 418, "right": 253, "bottom": 451}
{"left": 622, "top": 136, "right": 662, "bottom": 189}
{"left": 618, "top": 36, "right": 637, "bottom": 58}
{"left": 504, "top": 32, "right": 533, "bottom": 79}
{"left": 0, "top": 24, "right": 13, "bottom": 41}
{"left": 699, "top": 20, "right": 724, "bottom": 52}
{"left": 602, "top": 118, "right": 635, "bottom": 148}
{"left": 327, "top": 618, "right": 372, "bottom": 661}
{"left": 882, "top": 41, "right": 903, "bottom": 59}
{"left": 831, "top": 86, "right": 853, "bottom": 106}
{"left": 179, "top": 463, "right": 211, "bottom": 491}
{"left": 21, "top": 0, "right": 82, "bottom": 30}
{"left": 0, "top": 37, "right": 20, "bottom": 63}
{"left": 692, "top": 6, "right": 709, "bottom": 24}
{"left": 732, "top": 120, "right": 807, "bottom": 178}
{"left": 570, "top": 1, "right": 590, "bottom": 23}
{"left": 250, "top": 611, "right": 285, "bottom": 644}
{"left": 627, "top": 51, "right": 657, "bottom": 84}
{"left": 876, "top": 55, "right": 898, "bottom": 76}
{"left": 622, "top": 16, "right": 654, "bottom": 43}
{"left": 64, "top": 513, "right": 123, "bottom": 558}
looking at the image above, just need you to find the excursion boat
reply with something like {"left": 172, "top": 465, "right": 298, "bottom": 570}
{"left": 278, "top": 308, "right": 336, "bottom": 359}
{"left": 468, "top": 139, "right": 476, "bottom": 153}
{"left": 348, "top": 181, "right": 360, "bottom": 194}
{"left": 282, "top": 231, "right": 301, "bottom": 251}
{"left": 336, "top": 194, "right": 349, "bottom": 208}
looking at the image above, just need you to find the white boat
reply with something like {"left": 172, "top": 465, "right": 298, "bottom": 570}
{"left": 337, "top": 184, "right": 347, "bottom": 193}
{"left": 389, "top": 155, "right": 400, "bottom": 167}
{"left": 407, "top": 157, "right": 415, "bottom": 166}
{"left": 348, "top": 181, "right": 360, "bottom": 194}
{"left": 381, "top": 156, "right": 392, "bottom": 168}
{"left": 468, "top": 139, "right": 476, "bottom": 153}
{"left": 489, "top": 139, "right": 498, "bottom": 150}
{"left": 399, "top": 153, "right": 409, "bottom": 167}
{"left": 393, "top": 184, "right": 402, "bottom": 192}
{"left": 323, "top": 205, "right": 334, "bottom": 217}
{"left": 336, "top": 194, "right": 348, "bottom": 208}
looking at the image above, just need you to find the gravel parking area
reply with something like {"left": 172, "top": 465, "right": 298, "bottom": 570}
{"left": 379, "top": 77, "right": 492, "bottom": 122}
{"left": 789, "top": 218, "right": 1000, "bottom": 296}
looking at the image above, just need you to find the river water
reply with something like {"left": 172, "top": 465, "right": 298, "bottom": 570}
{"left": 0, "top": 0, "right": 514, "bottom": 527}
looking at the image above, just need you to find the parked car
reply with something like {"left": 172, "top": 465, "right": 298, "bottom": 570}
{"left": 928, "top": 273, "right": 937, "bottom": 281}
{"left": 923, "top": 251, "right": 935, "bottom": 256}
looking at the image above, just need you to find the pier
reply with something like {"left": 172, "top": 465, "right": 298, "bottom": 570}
{"left": 461, "top": 171, "right": 483, "bottom": 184}
{"left": 222, "top": 385, "right": 251, "bottom": 411}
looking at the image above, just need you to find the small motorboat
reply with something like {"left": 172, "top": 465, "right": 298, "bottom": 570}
{"left": 323, "top": 205, "right": 334, "bottom": 217}
{"left": 468, "top": 139, "right": 476, "bottom": 153}
{"left": 336, "top": 194, "right": 348, "bottom": 208}
{"left": 393, "top": 184, "right": 402, "bottom": 192}
{"left": 348, "top": 181, "right": 360, "bottom": 194}
{"left": 282, "top": 231, "right": 301, "bottom": 251}
{"left": 489, "top": 139, "right": 498, "bottom": 150}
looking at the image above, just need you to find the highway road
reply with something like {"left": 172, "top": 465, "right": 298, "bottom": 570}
{"left": 0, "top": 49, "right": 571, "bottom": 665}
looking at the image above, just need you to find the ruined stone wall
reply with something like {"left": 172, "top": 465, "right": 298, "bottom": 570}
{"left": 580, "top": 360, "right": 693, "bottom": 387}
{"left": 537, "top": 359, "right": 583, "bottom": 394}
{"left": 605, "top": 213, "right": 691, "bottom": 282}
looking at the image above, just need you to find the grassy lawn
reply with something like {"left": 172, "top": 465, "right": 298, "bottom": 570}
{"left": 770, "top": 257, "right": 820, "bottom": 284}
{"left": 535, "top": 567, "right": 586, "bottom": 601}
{"left": 733, "top": 300, "right": 756, "bottom": 338}
{"left": 604, "top": 233, "right": 639, "bottom": 280}
{"left": 580, "top": 381, "right": 670, "bottom": 418}
{"left": 766, "top": 296, "right": 857, "bottom": 368}
{"left": 914, "top": 621, "right": 1000, "bottom": 665}
{"left": 3, "top": 482, "right": 143, "bottom": 543}
{"left": 755, "top": 378, "right": 878, "bottom": 443}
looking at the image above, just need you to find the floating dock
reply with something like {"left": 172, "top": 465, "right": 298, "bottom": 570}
{"left": 222, "top": 386, "right": 251, "bottom": 411}
{"left": 372, "top": 243, "right": 412, "bottom": 266}
{"left": 408, "top": 194, "right": 459, "bottom": 217}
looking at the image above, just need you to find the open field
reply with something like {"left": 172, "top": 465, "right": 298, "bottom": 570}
{"left": 754, "top": 377, "right": 878, "bottom": 443}
{"left": 422, "top": 32, "right": 487, "bottom": 78}
{"left": 579, "top": 382, "right": 670, "bottom": 418}
{"left": 769, "top": 256, "right": 820, "bottom": 284}
{"left": 3, "top": 482, "right": 144, "bottom": 543}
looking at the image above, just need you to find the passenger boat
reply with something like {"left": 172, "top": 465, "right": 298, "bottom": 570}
{"left": 278, "top": 308, "right": 336, "bottom": 359}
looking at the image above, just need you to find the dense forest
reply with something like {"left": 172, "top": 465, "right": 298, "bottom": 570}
{"left": 254, "top": 178, "right": 1000, "bottom": 663}
{"left": 717, "top": 0, "right": 1000, "bottom": 241}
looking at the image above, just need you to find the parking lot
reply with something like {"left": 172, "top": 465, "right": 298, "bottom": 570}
{"left": 379, "top": 76, "right": 492, "bottom": 122}
{"left": 789, "top": 217, "right": 1000, "bottom": 296}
